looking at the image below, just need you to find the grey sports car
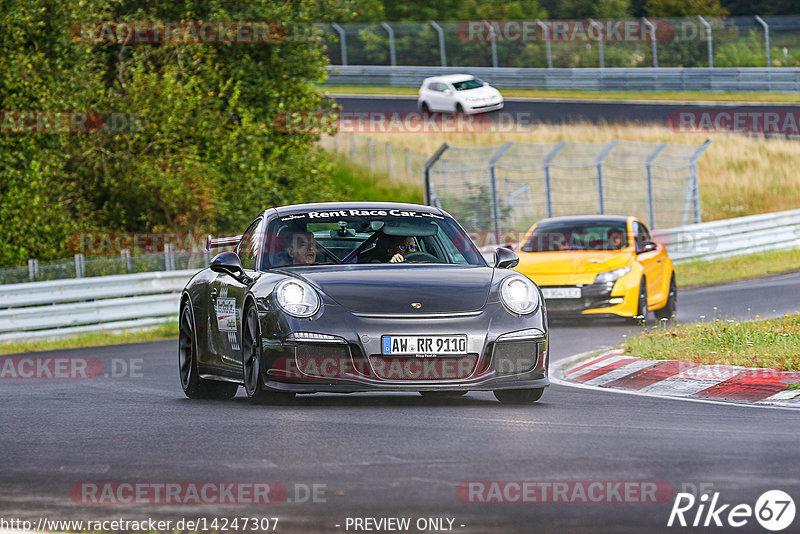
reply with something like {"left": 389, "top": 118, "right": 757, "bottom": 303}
{"left": 179, "top": 202, "right": 549, "bottom": 404}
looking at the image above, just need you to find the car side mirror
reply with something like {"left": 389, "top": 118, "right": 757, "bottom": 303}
{"left": 638, "top": 241, "right": 658, "bottom": 254}
{"left": 495, "top": 247, "right": 519, "bottom": 269}
{"left": 443, "top": 89, "right": 451, "bottom": 95}
{"left": 210, "top": 251, "right": 245, "bottom": 278}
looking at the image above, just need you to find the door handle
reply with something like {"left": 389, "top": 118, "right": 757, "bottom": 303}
{"left": 210, "top": 288, "right": 217, "bottom": 301}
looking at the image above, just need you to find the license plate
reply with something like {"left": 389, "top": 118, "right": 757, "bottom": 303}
{"left": 382, "top": 335, "right": 467, "bottom": 355}
{"left": 541, "top": 287, "right": 581, "bottom": 299}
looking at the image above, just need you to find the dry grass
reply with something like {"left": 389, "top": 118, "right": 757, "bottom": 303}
{"left": 365, "top": 122, "right": 800, "bottom": 222}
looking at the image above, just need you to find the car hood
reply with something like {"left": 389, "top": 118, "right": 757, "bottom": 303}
{"left": 514, "top": 250, "right": 633, "bottom": 285}
{"left": 285, "top": 265, "right": 495, "bottom": 315}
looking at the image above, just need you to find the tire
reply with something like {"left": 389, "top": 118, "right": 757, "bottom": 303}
{"left": 629, "top": 278, "right": 648, "bottom": 324}
{"left": 421, "top": 102, "right": 431, "bottom": 115}
{"left": 455, "top": 103, "right": 464, "bottom": 114}
{"left": 178, "top": 300, "right": 238, "bottom": 400}
{"left": 419, "top": 391, "right": 468, "bottom": 398}
{"left": 654, "top": 274, "right": 677, "bottom": 322}
{"left": 242, "top": 302, "right": 295, "bottom": 405}
{"left": 493, "top": 388, "right": 544, "bottom": 404}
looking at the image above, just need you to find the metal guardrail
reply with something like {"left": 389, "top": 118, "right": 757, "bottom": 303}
{"left": 0, "top": 270, "right": 195, "bottom": 342}
{"left": 656, "top": 208, "right": 800, "bottom": 263}
{"left": 325, "top": 66, "right": 800, "bottom": 93}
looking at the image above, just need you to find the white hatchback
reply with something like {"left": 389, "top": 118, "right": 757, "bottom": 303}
{"left": 417, "top": 75, "right": 504, "bottom": 115}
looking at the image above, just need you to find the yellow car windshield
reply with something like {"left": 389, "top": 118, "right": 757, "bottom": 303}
{"left": 522, "top": 222, "right": 628, "bottom": 252}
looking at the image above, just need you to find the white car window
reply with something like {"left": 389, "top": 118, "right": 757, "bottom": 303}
{"left": 453, "top": 79, "right": 482, "bottom": 91}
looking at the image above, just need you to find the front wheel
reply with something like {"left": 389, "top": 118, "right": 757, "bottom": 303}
{"left": 493, "top": 388, "right": 544, "bottom": 404}
{"left": 654, "top": 275, "right": 677, "bottom": 321}
{"left": 629, "top": 278, "right": 648, "bottom": 324}
{"left": 242, "top": 302, "right": 295, "bottom": 405}
{"left": 178, "top": 301, "right": 238, "bottom": 400}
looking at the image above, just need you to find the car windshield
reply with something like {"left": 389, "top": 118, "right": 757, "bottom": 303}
{"left": 452, "top": 79, "right": 483, "bottom": 91}
{"left": 263, "top": 208, "right": 486, "bottom": 268}
{"left": 521, "top": 221, "right": 629, "bottom": 252}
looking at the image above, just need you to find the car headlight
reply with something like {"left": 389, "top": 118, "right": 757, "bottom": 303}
{"left": 594, "top": 266, "right": 632, "bottom": 284}
{"left": 500, "top": 276, "right": 540, "bottom": 315}
{"left": 274, "top": 279, "right": 320, "bottom": 318}
{"left": 466, "top": 96, "right": 479, "bottom": 102}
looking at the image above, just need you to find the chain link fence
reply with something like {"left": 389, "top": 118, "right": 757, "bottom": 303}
{"left": 424, "top": 140, "right": 711, "bottom": 238}
{"left": 320, "top": 16, "right": 800, "bottom": 69}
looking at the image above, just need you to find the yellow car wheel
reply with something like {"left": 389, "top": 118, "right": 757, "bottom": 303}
{"left": 630, "top": 277, "right": 647, "bottom": 324}
{"left": 654, "top": 274, "right": 677, "bottom": 322}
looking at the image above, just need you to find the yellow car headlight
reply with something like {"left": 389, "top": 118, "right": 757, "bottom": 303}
{"left": 594, "top": 266, "right": 632, "bottom": 284}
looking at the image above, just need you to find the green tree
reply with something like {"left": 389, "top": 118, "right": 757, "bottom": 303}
{"left": 644, "top": 0, "right": 729, "bottom": 17}
{"left": 0, "top": 0, "right": 348, "bottom": 266}
{"left": 543, "top": 0, "right": 633, "bottom": 19}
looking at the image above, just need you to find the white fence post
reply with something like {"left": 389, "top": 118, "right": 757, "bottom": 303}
{"left": 74, "top": 253, "right": 85, "bottom": 278}
{"left": 28, "top": 259, "right": 38, "bottom": 281}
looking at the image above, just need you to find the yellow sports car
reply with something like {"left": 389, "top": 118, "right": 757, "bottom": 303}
{"left": 514, "top": 215, "right": 676, "bottom": 321}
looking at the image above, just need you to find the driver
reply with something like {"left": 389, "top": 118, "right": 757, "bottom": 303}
{"left": 607, "top": 230, "right": 624, "bottom": 250}
{"left": 286, "top": 231, "right": 317, "bottom": 265}
{"left": 387, "top": 236, "right": 417, "bottom": 263}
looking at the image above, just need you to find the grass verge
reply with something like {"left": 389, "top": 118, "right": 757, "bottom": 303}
{"left": 0, "top": 321, "right": 178, "bottom": 355}
{"left": 624, "top": 314, "right": 800, "bottom": 371}
{"left": 675, "top": 247, "right": 800, "bottom": 288}
{"left": 323, "top": 85, "right": 800, "bottom": 103}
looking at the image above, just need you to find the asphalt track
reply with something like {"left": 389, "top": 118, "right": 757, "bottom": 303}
{"left": 334, "top": 94, "right": 800, "bottom": 126}
{"left": 2, "top": 273, "right": 800, "bottom": 533}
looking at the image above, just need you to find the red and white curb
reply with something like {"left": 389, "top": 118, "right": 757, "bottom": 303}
{"left": 555, "top": 349, "right": 800, "bottom": 408}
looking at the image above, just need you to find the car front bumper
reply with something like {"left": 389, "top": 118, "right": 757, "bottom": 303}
{"left": 540, "top": 278, "right": 639, "bottom": 317}
{"left": 257, "top": 305, "right": 548, "bottom": 392}
{"left": 465, "top": 101, "right": 504, "bottom": 114}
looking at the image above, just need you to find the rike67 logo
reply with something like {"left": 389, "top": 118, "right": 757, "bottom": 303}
{"left": 668, "top": 490, "right": 795, "bottom": 531}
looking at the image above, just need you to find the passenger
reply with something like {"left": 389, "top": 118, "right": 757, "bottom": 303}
{"left": 286, "top": 231, "right": 317, "bottom": 265}
{"left": 371, "top": 235, "right": 416, "bottom": 263}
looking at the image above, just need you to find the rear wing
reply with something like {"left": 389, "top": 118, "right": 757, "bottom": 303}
{"left": 205, "top": 234, "right": 242, "bottom": 251}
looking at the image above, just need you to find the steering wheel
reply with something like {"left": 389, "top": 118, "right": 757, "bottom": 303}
{"left": 403, "top": 251, "right": 439, "bottom": 263}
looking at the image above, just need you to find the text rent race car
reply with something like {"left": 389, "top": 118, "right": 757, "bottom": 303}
{"left": 179, "top": 202, "right": 549, "bottom": 404}
{"left": 513, "top": 215, "right": 676, "bottom": 321}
